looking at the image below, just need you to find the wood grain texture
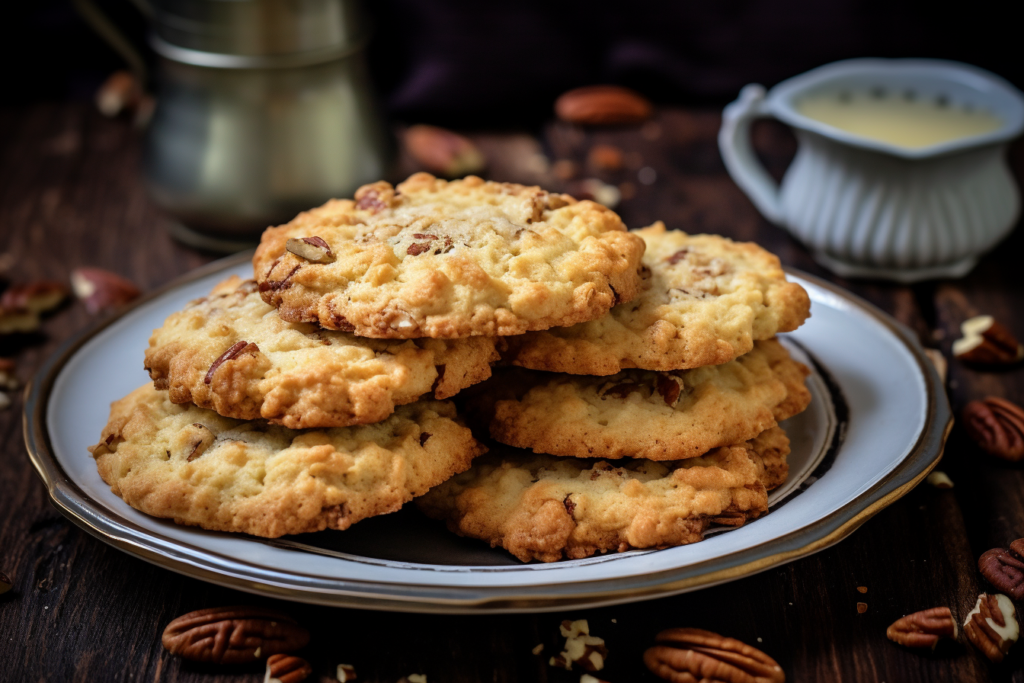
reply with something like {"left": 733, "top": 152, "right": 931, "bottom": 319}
{"left": 2, "top": 103, "right": 1023, "bottom": 682}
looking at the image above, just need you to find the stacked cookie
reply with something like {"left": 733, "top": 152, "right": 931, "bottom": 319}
{"left": 417, "top": 223, "right": 812, "bottom": 561}
{"left": 89, "top": 173, "right": 647, "bottom": 539}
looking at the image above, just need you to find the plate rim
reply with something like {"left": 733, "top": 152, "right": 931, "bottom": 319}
{"left": 22, "top": 253, "right": 953, "bottom": 613}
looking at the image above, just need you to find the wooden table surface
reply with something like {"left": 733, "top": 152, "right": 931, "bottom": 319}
{"left": 2, "top": 102, "right": 1023, "bottom": 682}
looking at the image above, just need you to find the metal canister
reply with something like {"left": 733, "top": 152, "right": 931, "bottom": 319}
{"left": 144, "top": 0, "right": 392, "bottom": 250}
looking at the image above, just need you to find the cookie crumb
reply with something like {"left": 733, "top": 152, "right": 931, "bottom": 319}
{"left": 926, "top": 471, "right": 954, "bottom": 489}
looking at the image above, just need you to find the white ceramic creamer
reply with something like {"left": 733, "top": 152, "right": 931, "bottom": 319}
{"left": 719, "top": 59, "right": 1024, "bottom": 282}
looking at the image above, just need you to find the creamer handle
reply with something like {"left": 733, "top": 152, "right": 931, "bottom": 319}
{"left": 718, "top": 84, "right": 784, "bottom": 224}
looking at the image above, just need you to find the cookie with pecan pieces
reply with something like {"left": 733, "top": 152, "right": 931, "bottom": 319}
{"left": 503, "top": 222, "right": 810, "bottom": 375}
{"left": 471, "top": 338, "right": 810, "bottom": 461}
{"left": 89, "top": 384, "right": 486, "bottom": 537}
{"left": 253, "top": 173, "right": 646, "bottom": 338}
{"left": 145, "top": 276, "right": 499, "bottom": 429}
{"left": 417, "top": 427, "right": 789, "bottom": 562}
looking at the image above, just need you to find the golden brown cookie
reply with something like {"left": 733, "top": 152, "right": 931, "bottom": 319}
{"left": 473, "top": 339, "right": 810, "bottom": 461}
{"left": 503, "top": 222, "right": 811, "bottom": 374}
{"left": 253, "top": 173, "right": 646, "bottom": 338}
{"left": 89, "top": 384, "right": 486, "bottom": 538}
{"left": 145, "top": 277, "right": 500, "bottom": 429}
{"left": 417, "top": 427, "right": 790, "bottom": 562}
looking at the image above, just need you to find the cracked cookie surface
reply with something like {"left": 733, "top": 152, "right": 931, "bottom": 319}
{"left": 473, "top": 338, "right": 810, "bottom": 461}
{"left": 503, "top": 222, "right": 811, "bottom": 374}
{"left": 145, "top": 276, "right": 500, "bottom": 429}
{"left": 253, "top": 173, "right": 646, "bottom": 338}
{"left": 417, "top": 427, "right": 789, "bottom": 562}
{"left": 89, "top": 384, "right": 486, "bottom": 538}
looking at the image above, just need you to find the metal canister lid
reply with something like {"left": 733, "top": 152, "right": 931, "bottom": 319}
{"left": 149, "top": 0, "right": 367, "bottom": 68}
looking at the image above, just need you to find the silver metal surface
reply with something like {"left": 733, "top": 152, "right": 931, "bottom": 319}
{"left": 142, "top": 0, "right": 393, "bottom": 245}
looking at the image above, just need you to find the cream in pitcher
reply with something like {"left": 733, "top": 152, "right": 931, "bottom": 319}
{"left": 797, "top": 89, "right": 1002, "bottom": 149}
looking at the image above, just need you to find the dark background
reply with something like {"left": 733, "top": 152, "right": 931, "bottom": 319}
{"left": 4, "top": 0, "right": 1022, "bottom": 126}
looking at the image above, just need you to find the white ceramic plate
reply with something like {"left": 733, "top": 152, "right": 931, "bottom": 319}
{"left": 24, "top": 254, "right": 951, "bottom": 613}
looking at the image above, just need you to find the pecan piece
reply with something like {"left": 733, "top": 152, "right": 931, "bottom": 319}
{"left": 667, "top": 248, "right": 690, "bottom": 265}
{"left": 886, "top": 606, "right": 958, "bottom": 649}
{"left": 555, "top": 85, "right": 652, "bottom": 126}
{"left": 186, "top": 423, "right": 216, "bottom": 462}
{"left": 656, "top": 374, "right": 684, "bottom": 407}
{"left": 71, "top": 268, "right": 140, "bottom": 314}
{"left": 265, "top": 654, "right": 312, "bottom": 683}
{"left": 162, "top": 606, "right": 310, "bottom": 664}
{"left": 962, "top": 397, "right": 1024, "bottom": 461}
{"left": 550, "top": 620, "right": 608, "bottom": 672}
{"left": 964, "top": 593, "right": 1019, "bottom": 662}
{"left": 0, "top": 281, "right": 68, "bottom": 314}
{"left": 336, "top": 664, "right": 357, "bottom": 682}
{"left": 979, "top": 548, "right": 1024, "bottom": 600}
{"left": 404, "top": 124, "right": 485, "bottom": 178}
{"left": 644, "top": 628, "right": 785, "bottom": 683}
{"left": 953, "top": 315, "right": 1023, "bottom": 365}
{"left": 205, "top": 341, "right": 260, "bottom": 385}
{"left": 1010, "top": 538, "right": 1024, "bottom": 558}
{"left": 285, "top": 236, "right": 333, "bottom": 263}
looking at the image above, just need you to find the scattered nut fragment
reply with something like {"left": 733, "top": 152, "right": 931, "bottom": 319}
{"left": 555, "top": 85, "right": 652, "bottom": 126}
{"left": 161, "top": 606, "right": 310, "bottom": 664}
{"left": 71, "top": 267, "right": 140, "bottom": 314}
{"left": 587, "top": 144, "right": 624, "bottom": 171}
{"left": 964, "top": 593, "right": 1019, "bottom": 662}
{"left": 923, "top": 348, "right": 947, "bottom": 383}
{"left": 962, "top": 397, "right": 1024, "bottom": 461}
{"left": 265, "top": 654, "right": 312, "bottom": 683}
{"left": 404, "top": 124, "right": 485, "bottom": 178}
{"left": 953, "top": 315, "right": 1023, "bottom": 365}
{"left": 567, "top": 178, "right": 621, "bottom": 208}
{"left": 405, "top": 675, "right": 427, "bottom": 683}
{"left": 550, "top": 620, "right": 608, "bottom": 672}
{"left": 979, "top": 548, "right": 1024, "bottom": 600}
{"left": 857, "top": 586, "right": 868, "bottom": 594}
{"left": 0, "top": 569, "right": 12, "bottom": 595}
{"left": 886, "top": 607, "right": 958, "bottom": 649}
{"left": 580, "top": 675, "right": 610, "bottom": 683}
{"left": 553, "top": 159, "right": 579, "bottom": 181}
{"left": 644, "top": 628, "right": 784, "bottom": 683}
{"left": 0, "top": 281, "right": 68, "bottom": 334}
{"left": 336, "top": 664, "right": 357, "bottom": 682}
{"left": 532, "top": 644, "right": 544, "bottom": 655}
{"left": 285, "top": 236, "right": 334, "bottom": 263}
{"left": 857, "top": 602, "right": 868, "bottom": 614}
{"left": 0, "top": 358, "right": 16, "bottom": 391}
{"left": 96, "top": 70, "right": 143, "bottom": 117}
{"left": 926, "top": 471, "right": 954, "bottom": 489}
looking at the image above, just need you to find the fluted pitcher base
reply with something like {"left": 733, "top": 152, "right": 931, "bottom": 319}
{"left": 814, "top": 252, "right": 978, "bottom": 283}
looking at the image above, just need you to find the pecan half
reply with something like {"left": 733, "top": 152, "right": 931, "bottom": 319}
{"left": 0, "top": 281, "right": 68, "bottom": 314}
{"left": 265, "top": 654, "right": 312, "bottom": 683}
{"left": 205, "top": 341, "right": 260, "bottom": 385}
{"left": 71, "top": 268, "right": 140, "bottom": 314}
{"left": 964, "top": 593, "right": 1019, "bottom": 662}
{"left": 886, "top": 607, "right": 958, "bottom": 649}
{"left": 404, "top": 124, "right": 485, "bottom": 178}
{"left": 979, "top": 548, "right": 1024, "bottom": 600}
{"left": 555, "top": 85, "right": 652, "bottom": 126}
{"left": 953, "top": 315, "right": 1023, "bottom": 365}
{"left": 162, "top": 606, "right": 310, "bottom": 664}
{"left": 644, "top": 628, "right": 784, "bottom": 683}
{"left": 1009, "top": 538, "right": 1024, "bottom": 558}
{"left": 962, "top": 397, "right": 1024, "bottom": 461}
{"left": 285, "top": 236, "right": 334, "bottom": 263}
